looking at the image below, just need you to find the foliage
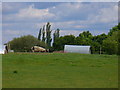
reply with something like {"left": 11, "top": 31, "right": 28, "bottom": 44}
{"left": 108, "top": 23, "right": 120, "bottom": 36}
{"left": 42, "top": 25, "right": 46, "bottom": 42}
{"left": 7, "top": 22, "right": 120, "bottom": 55}
{"left": 53, "top": 28, "right": 60, "bottom": 43}
{"left": 53, "top": 23, "right": 120, "bottom": 55}
{"left": 102, "top": 23, "right": 120, "bottom": 55}
{"left": 38, "top": 22, "right": 52, "bottom": 47}
{"left": 53, "top": 35, "right": 76, "bottom": 50}
{"left": 92, "top": 33, "right": 107, "bottom": 45}
{"left": 38, "top": 28, "right": 42, "bottom": 40}
{"left": 118, "top": 31, "right": 120, "bottom": 55}
{"left": 46, "top": 22, "right": 52, "bottom": 47}
{"left": 79, "top": 31, "right": 92, "bottom": 39}
{"left": 103, "top": 31, "right": 119, "bottom": 55}
{"left": 9, "top": 35, "right": 46, "bottom": 52}
{"left": 91, "top": 33, "right": 108, "bottom": 54}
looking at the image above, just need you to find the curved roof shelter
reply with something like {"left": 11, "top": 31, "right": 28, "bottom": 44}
{"left": 64, "top": 45, "right": 91, "bottom": 54}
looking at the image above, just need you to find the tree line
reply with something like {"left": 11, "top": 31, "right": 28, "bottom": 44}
{"left": 8, "top": 22, "right": 120, "bottom": 55}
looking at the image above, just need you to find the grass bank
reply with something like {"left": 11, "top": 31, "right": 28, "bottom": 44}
{"left": 2, "top": 53, "right": 118, "bottom": 88}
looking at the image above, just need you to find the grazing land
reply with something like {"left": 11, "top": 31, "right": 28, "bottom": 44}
{"left": 2, "top": 53, "right": 118, "bottom": 88}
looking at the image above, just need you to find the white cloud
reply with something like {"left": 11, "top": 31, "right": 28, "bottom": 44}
{"left": 2, "top": 2, "right": 118, "bottom": 44}
{"left": 48, "top": 2, "right": 118, "bottom": 24}
{"left": 2, "top": 29, "right": 36, "bottom": 44}
{"left": 51, "top": 21, "right": 88, "bottom": 30}
{"left": 17, "top": 4, "right": 55, "bottom": 19}
{"left": 73, "top": 25, "right": 86, "bottom": 28}
{"left": 3, "top": 4, "right": 55, "bottom": 22}
{"left": 2, "top": 2, "right": 28, "bottom": 14}
{"left": 2, "top": 0, "right": 119, "bottom": 2}
{"left": 87, "top": 5, "right": 118, "bottom": 23}
{"left": 35, "top": 21, "right": 87, "bottom": 31}
{"left": 4, "top": 29, "right": 28, "bottom": 35}
{"left": 0, "top": 3, "right": 1, "bottom": 22}
{"left": 5, "top": 30, "right": 20, "bottom": 35}
{"left": 51, "top": 21, "right": 76, "bottom": 29}
{"left": 3, "top": 2, "right": 118, "bottom": 24}
{"left": 49, "top": 3, "right": 84, "bottom": 20}
{"left": 34, "top": 22, "right": 47, "bottom": 29}
{"left": 60, "top": 30, "right": 83, "bottom": 36}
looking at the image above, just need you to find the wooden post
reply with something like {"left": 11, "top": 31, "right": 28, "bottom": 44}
{"left": 100, "top": 46, "right": 102, "bottom": 54}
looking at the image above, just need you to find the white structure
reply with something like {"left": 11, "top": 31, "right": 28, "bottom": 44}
{"left": 64, "top": 45, "right": 91, "bottom": 54}
{"left": 8, "top": 50, "right": 14, "bottom": 53}
{"left": 0, "top": 44, "right": 14, "bottom": 54}
{"left": 0, "top": 50, "right": 4, "bottom": 54}
{"left": 0, "top": 45, "right": 4, "bottom": 54}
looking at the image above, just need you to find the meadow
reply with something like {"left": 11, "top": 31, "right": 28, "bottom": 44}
{"left": 2, "top": 53, "right": 118, "bottom": 88}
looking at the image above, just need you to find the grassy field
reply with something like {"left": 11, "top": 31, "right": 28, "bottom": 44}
{"left": 2, "top": 53, "right": 118, "bottom": 88}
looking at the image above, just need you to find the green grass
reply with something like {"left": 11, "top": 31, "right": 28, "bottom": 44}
{"left": 2, "top": 53, "right": 118, "bottom": 88}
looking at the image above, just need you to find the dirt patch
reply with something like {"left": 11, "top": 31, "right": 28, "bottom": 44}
{"left": 53, "top": 51, "right": 67, "bottom": 53}
{"left": 13, "top": 52, "right": 52, "bottom": 55}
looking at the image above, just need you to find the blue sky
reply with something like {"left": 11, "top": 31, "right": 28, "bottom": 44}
{"left": 1, "top": 2, "right": 118, "bottom": 48}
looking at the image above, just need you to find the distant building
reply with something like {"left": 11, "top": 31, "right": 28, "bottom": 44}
{"left": 3, "top": 43, "right": 14, "bottom": 54}
{"left": 64, "top": 45, "right": 91, "bottom": 54}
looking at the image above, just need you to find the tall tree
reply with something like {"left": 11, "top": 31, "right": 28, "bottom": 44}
{"left": 53, "top": 30, "right": 57, "bottom": 44}
{"left": 38, "top": 28, "right": 42, "bottom": 41}
{"left": 42, "top": 25, "right": 46, "bottom": 42}
{"left": 46, "top": 22, "right": 52, "bottom": 47}
{"left": 56, "top": 29, "right": 60, "bottom": 38}
{"left": 53, "top": 29, "right": 60, "bottom": 49}
{"left": 53, "top": 28, "right": 60, "bottom": 43}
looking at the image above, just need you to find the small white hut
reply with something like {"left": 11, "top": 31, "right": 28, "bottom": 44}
{"left": 64, "top": 45, "right": 91, "bottom": 54}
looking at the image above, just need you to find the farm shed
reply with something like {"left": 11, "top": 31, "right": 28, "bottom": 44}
{"left": 64, "top": 45, "right": 91, "bottom": 54}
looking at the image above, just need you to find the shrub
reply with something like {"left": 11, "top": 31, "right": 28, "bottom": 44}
{"left": 9, "top": 35, "right": 47, "bottom": 52}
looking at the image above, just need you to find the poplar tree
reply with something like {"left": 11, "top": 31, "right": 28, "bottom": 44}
{"left": 46, "top": 22, "right": 52, "bottom": 47}
{"left": 38, "top": 28, "right": 42, "bottom": 41}
{"left": 42, "top": 25, "right": 46, "bottom": 42}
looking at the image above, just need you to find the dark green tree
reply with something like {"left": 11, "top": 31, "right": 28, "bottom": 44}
{"left": 42, "top": 25, "right": 46, "bottom": 42}
{"left": 75, "top": 31, "right": 93, "bottom": 45}
{"left": 118, "top": 30, "right": 120, "bottom": 55}
{"left": 103, "top": 31, "right": 119, "bottom": 55}
{"left": 102, "top": 23, "right": 120, "bottom": 55}
{"left": 56, "top": 29, "right": 60, "bottom": 38}
{"left": 53, "top": 28, "right": 60, "bottom": 43}
{"left": 53, "top": 35, "right": 76, "bottom": 50}
{"left": 38, "top": 28, "right": 42, "bottom": 40}
{"left": 90, "top": 33, "right": 108, "bottom": 54}
{"left": 108, "top": 23, "right": 120, "bottom": 36}
{"left": 53, "top": 31, "right": 56, "bottom": 43}
{"left": 79, "top": 31, "right": 92, "bottom": 39}
{"left": 92, "top": 33, "right": 107, "bottom": 45}
{"left": 46, "top": 22, "right": 52, "bottom": 47}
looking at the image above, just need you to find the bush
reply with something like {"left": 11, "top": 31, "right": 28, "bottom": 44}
{"left": 9, "top": 35, "right": 47, "bottom": 52}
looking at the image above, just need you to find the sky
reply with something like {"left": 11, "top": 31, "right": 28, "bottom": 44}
{"left": 0, "top": 1, "right": 119, "bottom": 52}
